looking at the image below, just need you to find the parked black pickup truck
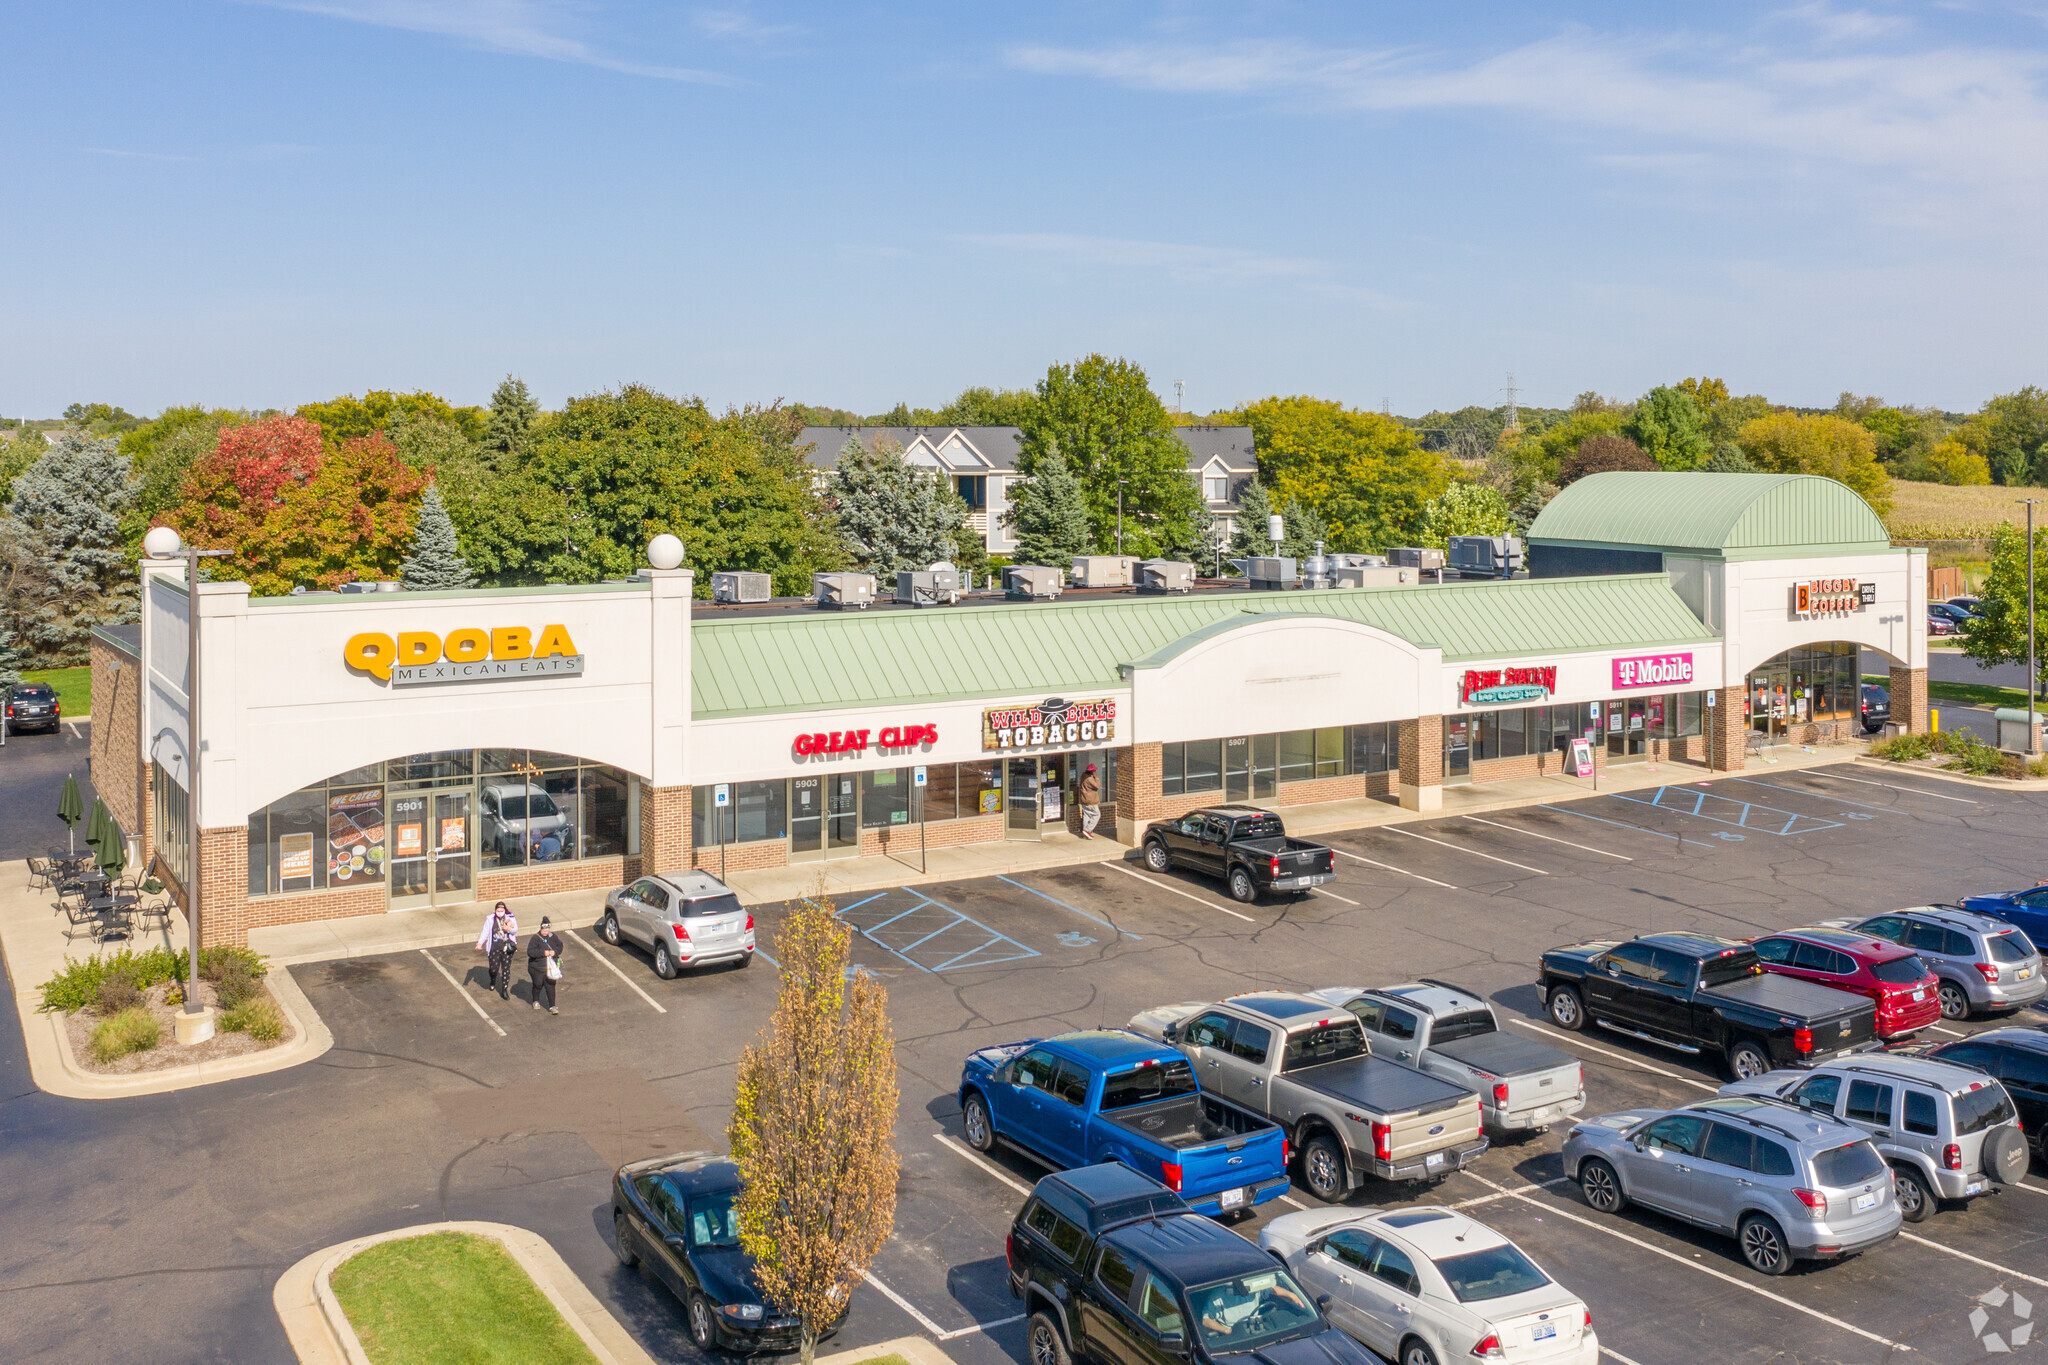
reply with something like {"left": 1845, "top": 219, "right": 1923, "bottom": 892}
{"left": 1539, "top": 931, "right": 1881, "bottom": 1080}
{"left": 1142, "top": 807, "right": 1336, "bottom": 903}
{"left": 1007, "top": 1163, "right": 1387, "bottom": 1365}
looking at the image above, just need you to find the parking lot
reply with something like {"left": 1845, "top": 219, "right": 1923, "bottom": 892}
{"left": 3, "top": 759, "right": 2046, "bottom": 1363}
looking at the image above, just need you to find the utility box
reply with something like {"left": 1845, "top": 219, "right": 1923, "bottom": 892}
{"left": 1996, "top": 707, "right": 2043, "bottom": 753}
{"left": 1332, "top": 564, "right": 1417, "bottom": 589}
{"left": 895, "top": 566, "right": 961, "bottom": 607}
{"left": 1248, "top": 556, "right": 1298, "bottom": 591}
{"left": 1005, "top": 565, "right": 1064, "bottom": 600}
{"left": 1070, "top": 555, "right": 1141, "bottom": 588}
{"left": 711, "top": 570, "right": 773, "bottom": 604}
{"left": 1138, "top": 559, "right": 1195, "bottom": 594}
{"left": 813, "top": 572, "right": 876, "bottom": 609}
{"left": 1448, "top": 535, "right": 1525, "bottom": 580}
{"left": 1390, "top": 547, "right": 1446, "bottom": 572}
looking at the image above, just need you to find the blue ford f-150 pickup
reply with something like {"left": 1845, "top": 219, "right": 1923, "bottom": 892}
{"left": 960, "top": 1030, "right": 1292, "bottom": 1217}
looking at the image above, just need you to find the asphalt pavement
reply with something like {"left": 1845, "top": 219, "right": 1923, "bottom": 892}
{"left": 0, "top": 720, "right": 98, "bottom": 863}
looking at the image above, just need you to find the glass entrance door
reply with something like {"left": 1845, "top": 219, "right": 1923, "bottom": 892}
{"left": 1006, "top": 759, "right": 1041, "bottom": 837}
{"left": 1444, "top": 719, "right": 1472, "bottom": 782}
{"left": 432, "top": 790, "right": 474, "bottom": 899}
{"left": 1224, "top": 736, "right": 1250, "bottom": 802}
{"left": 388, "top": 789, "right": 433, "bottom": 910}
{"left": 1608, "top": 700, "right": 1649, "bottom": 763}
{"left": 388, "top": 787, "right": 473, "bottom": 908}
{"left": 791, "top": 774, "right": 860, "bottom": 861}
{"left": 791, "top": 776, "right": 824, "bottom": 859}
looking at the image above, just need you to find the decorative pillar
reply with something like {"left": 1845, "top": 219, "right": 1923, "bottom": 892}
{"left": 1399, "top": 716, "right": 1443, "bottom": 812}
{"left": 640, "top": 783, "right": 692, "bottom": 875}
{"left": 1708, "top": 687, "right": 1747, "bottom": 771}
{"left": 1890, "top": 664, "right": 1929, "bottom": 734}
{"left": 1117, "top": 742, "right": 1158, "bottom": 845}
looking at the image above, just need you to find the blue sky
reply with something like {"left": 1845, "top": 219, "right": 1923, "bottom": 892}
{"left": 3, "top": 2, "right": 2044, "bottom": 418}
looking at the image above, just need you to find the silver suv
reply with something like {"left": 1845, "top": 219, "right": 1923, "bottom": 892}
{"left": 1822, "top": 907, "right": 2045, "bottom": 1019}
{"left": 1562, "top": 1096, "right": 1899, "bottom": 1276}
{"left": 1720, "top": 1055, "right": 2030, "bottom": 1222}
{"left": 600, "top": 871, "right": 756, "bottom": 978}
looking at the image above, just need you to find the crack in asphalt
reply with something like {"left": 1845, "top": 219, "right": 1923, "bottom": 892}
{"left": 0, "top": 1264, "right": 283, "bottom": 1293}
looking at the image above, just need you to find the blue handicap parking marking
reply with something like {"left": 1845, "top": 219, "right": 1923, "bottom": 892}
{"left": 1056, "top": 930, "right": 1097, "bottom": 947}
{"left": 1608, "top": 785, "right": 1844, "bottom": 836}
{"left": 835, "top": 889, "right": 1041, "bottom": 974}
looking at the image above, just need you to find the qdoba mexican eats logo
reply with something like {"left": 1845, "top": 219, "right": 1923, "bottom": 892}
{"left": 345, "top": 626, "right": 582, "bottom": 685}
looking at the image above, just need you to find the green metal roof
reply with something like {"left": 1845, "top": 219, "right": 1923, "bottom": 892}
{"left": 1526, "top": 472, "right": 1892, "bottom": 560}
{"left": 690, "top": 575, "right": 1714, "bottom": 718}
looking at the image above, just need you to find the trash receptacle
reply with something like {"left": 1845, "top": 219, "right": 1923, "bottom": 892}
{"left": 1995, "top": 707, "right": 2043, "bottom": 752}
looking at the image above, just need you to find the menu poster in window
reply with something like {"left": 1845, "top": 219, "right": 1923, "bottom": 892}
{"left": 978, "top": 788, "right": 1003, "bottom": 814}
{"left": 440, "top": 817, "right": 466, "bottom": 852}
{"left": 395, "top": 821, "right": 424, "bottom": 857}
{"left": 277, "top": 832, "right": 315, "bottom": 889}
{"left": 328, "top": 788, "right": 386, "bottom": 882}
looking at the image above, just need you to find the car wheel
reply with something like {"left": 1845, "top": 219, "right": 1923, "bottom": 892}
{"left": 1938, "top": 980, "right": 1970, "bottom": 1021}
{"left": 1984, "top": 1125, "right": 2030, "bottom": 1185}
{"left": 688, "top": 1293, "right": 718, "bottom": 1351}
{"left": 1228, "top": 868, "right": 1258, "bottom": 904}
{"left": 654, "top": 943, "right": 677, "bottom": 980}
{"left": 1578, "top": 1158, "right": 1625, "bottom": 1214}
{"left": 1028, "top": 1313, "right": 1072, "bottom": 1365}
{"left": 1727, "top": 1039, "right": 1772, "bottom": 1081}
{"left": 1400, "top": 1338, "right": 1438, "bottom": 1365}
{"left": 1547, "top": 986, "right": 1585, "bottom": 1031}
{"left": 1144, "top": 841, "right": 1171, "bottom": 873}
{"left": 1893, "top": 1165, "right": 1933, "bottom": 1223}
{"left": 1300, "top": 1134, "right": 1347, "bottom": 1203}
{"left": 612, "top": 1210, "right": 638, "bottom": 1267}
{"left": 963, "top": 1093, "right": 996, "bottom": 1153}
{"left": 600, "top": 913, "right": 621, "bottom": 946}
{"left": 1738, "top": 1214, "right": 1791, "bottom": 1276}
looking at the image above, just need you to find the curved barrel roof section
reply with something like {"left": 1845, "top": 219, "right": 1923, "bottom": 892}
{"left": 1527, "top": 471, "right": 1891, "bottom": 558}
{"left": 690, "top": 575, "right": 1714, "bottom": 718}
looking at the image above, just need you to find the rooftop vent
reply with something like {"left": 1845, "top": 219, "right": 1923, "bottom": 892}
{"left": 1248, "top": 556, "right": 1297, "bottom": 591}
{"left": 1070, "top": 555, "right": 1141, "bottom": 588}
{"left": 813, "top": 572, "right": 876, "bottom": 610}
{"left": 1005, "top": 565, "right": 1064, "bottom": 600}
{"left": 1138, "top": 559, "right": 1194, "bottom": 594}
{"left": 711, "top": 570, "right": 773, "bottom": 604}
{"left": 896, "top": 563, "right": 961, "bottom": 607}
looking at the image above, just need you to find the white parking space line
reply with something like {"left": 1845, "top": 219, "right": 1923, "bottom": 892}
{"left": 418, "top": 949, "right": 506, "bottom": 1037}
{"left": 1278, "top": 1193, "right": 1308, "bottom": 1210}
{"left": 66, "top": 720, "right": 83, "bottom": 740}
{"left": 1462, "top": 1172, "right": 1911, "bottom": 1352}
{"left": 937, "top": 1314, "right": 1026, "bottom": 1342}
{"left": 1331, "top": 847, "right": 1457, "bottom": 890}
{"left": 1462, "top": 815, "right": 1632, "bottom": 861}
{"left": 1818, "top": 771, "right": 1978, "bottom": 803}
{"left": 562, "top": 929, "right": 667, "bottom": 1013}
{"left": 1110, "top": 865, "right": 1256, "bottom": 922}
{"left": 1316, "top": 888, "right": 1362, "bottom": 907}
{"left": 2012, "top": 1180, "right": 2048, "bottom": 1198}
{"left": 861, "top": 1270, "right": 947, "bottom": 1336}
{"left": 1899, "top": 1231, "right": 2048, "bottom": 1289}
{"left": 1728, "top": 776, "right": 1905, "bottom": 815}
{"left": 1928, "top": 1024, "right": 1965, "bottom": 1037}
{"left": 933, "top": 1133, "right": 1035, "bottom": 1197}
{"left": 1388, "top": 825, "right": 1547, "bottom": 874}
{"left": 1511, "top": 1019, "right": 1716, "bottom": 1093}
{"left": 1449, "top": 1175, "right": 1574, "bottom": 1209}
{"left": 1602, "top": 1348, "right": 1647, "bottom": 1365}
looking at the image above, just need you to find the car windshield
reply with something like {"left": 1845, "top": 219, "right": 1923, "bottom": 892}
{"left": 1433, "top": 1244, "right": 1552, "bottom": 1304}
{"left": 1987, "top": 933, "right": 2031, "bottom": 964}
{"left": 1187, "top": 1268, "right": 1321, "bottom": 1354}
{"left": 687, "top": 1188, "right": 742, "bottom": 1248}
{"left": 1811, "top": 1141, "right": 1886, "bottom": 1187}
{"left": 1954, "top": 1084, "right": 2019, "bottom": 1135}
{"left": 1869, "top": 956, "right": 1930, "bottom": 985}
{"left": 1101, "top": 1059, "right": 1198, "bottom": 1110}
{"left": 1430, "top": 1010, "right": 1498, "bottom": 1043}
{"left": 682, "top": 893, "right": 745, "bottom": 921}
{"left": 14, "top": 685, "right": 51, "bottom": 699}
{"left": 1699, "top": 949, "right": 1762, "bottom": 988}
{"left": 500, "top": 792, "right": 559, "bottom": 820}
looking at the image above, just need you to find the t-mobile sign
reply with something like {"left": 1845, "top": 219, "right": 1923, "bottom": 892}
{"left": 1613, "top": 651, "right": 1695, "bottom": 689}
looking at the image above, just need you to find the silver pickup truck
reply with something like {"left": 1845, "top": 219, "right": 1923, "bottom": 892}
{"left": 1128, "top": 991, "right": 1487, "bottom": 1202}
{"left": 1312, "top": 981, "right": 1586, "bottom": 1136}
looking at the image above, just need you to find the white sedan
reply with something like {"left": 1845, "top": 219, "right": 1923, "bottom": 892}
{"left": 1260, "top": 1206, "right": 1597, "bottom": 1365}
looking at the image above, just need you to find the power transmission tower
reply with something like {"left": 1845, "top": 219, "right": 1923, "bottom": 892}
{"left": 1174, "top": 379, "right": 1185, "bottom": 414}
{"left": 1380, "top": 398, "right": 1392, "bottom": 417}
{"left": 1503, "top": 374, "right": 1521, "bottom": 430}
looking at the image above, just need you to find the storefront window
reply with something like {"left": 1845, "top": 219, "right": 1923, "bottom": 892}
{"left": 957, "top": 760, "right": 1005, "bottom": 816}
{"left": 152, "top": 762, "right": 191, "bottom": 892}
{"left": 1278, "top": 730, "right": 1316, "bottom": 784}
{"left": 1348, "top": 722, "right": 1395, "bottom": 774}
{"left": 1161, "top": 739, "right": 1224, "bottom": 795}
{"left": 386, "top": 750, "right": 474, "bottom": 784}
{"left": 861, "top": 767, "right": 914, "bottom": 828}
{"left": 736, "top": 780, "right": 787, "bottom": 842}
{"left": 584, "top": 767, "right": 630, "bottom": 856}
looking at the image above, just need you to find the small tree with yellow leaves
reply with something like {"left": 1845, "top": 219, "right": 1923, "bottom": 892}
{"left": 728, "top": 894, "right": 899, "bottom": 1365}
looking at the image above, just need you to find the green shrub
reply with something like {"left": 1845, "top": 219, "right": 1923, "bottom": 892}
{"left": 1942, "top": 732, "right": 2004, "bottom": 776}
{"left": 199, "top": 945, "right": 268, "bottom": 983}
{"left": 39, "top": 945, "right": 268, "bottom": 1013}
{"left": 220, "top": 997, "right": 284, "bottom": 1042}
{"left": 1869, "top": 732, "right": 1935, "bottom": 762}
{"left": 213, "top": 963, "right": 259, "bottom": 1009}
{"left": 89, "top": 1007, "right": 161, "bottom": 1063}
{"left": 93, "top": 976, "right": 143, "bottom": 1015}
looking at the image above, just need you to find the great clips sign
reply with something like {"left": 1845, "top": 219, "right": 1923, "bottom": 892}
{"left": 1612, "top": 651, "right": 1694, "bottom": 690}
{"left": 793, "top": 723, "right": 935, "bottom": 758}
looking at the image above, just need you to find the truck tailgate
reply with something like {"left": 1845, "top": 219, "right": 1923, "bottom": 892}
{"left": 1434, "top": 1032, "right": 1581, "bottom": 1114}
{"left": 1386, "top": 1100, "right": 1483, "bottom": 1166}
{"left": 1174, "top": 1121, "right": 1288, "bottom": 1197}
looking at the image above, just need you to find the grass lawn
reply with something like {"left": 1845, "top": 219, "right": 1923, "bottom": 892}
{"left": 329, "top": 1232, "right": 598, "bottom": 1365}
{"left": 1867, "top": 672, "right": 2034, "bottom": 711}
{"left": 19, "top": 666, "right": 89, "bottom": 715}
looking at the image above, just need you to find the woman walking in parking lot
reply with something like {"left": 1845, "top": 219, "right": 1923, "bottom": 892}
{"left": 475, "top": 902, "right": 519, "bottom": 999}
{"left": 528, "top": 916, "right": 564, "bottom": 1014}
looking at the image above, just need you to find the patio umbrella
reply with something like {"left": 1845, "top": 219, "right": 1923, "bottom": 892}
{"left": 84, "top": 799, "right": 109, "bottom": 856}
{"left": 57, "top": 775, "right": 83, "bottom": 854}
{"left": 97, "top": 814, "right": 127, "bottom": 880}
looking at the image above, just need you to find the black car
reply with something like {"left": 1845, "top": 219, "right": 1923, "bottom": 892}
{"left": 4, "top": 682, "right": 60, "bottom": 735}
{"left": 1141, "top": 807, "right": 1336, "bottom": 903}
{"left": 1925, "top": 1026, "right": 2048, "bottom": 1161}
{"left": 611, "top": 1150, "right": 843, "bottom": 1353}
{"left": 1859, "top": 683, "right": 1890, "bottom": 734}
{"left": 1929, "top": 603, "right": 1976, "bottom": 628}
{"left": 1009, "top": 1163, "right": 1388, "bottom": 1365}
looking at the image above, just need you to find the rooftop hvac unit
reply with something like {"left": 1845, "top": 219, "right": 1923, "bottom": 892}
{"left": 1070, "top": 555, "right": 1141, "bottom": 588}
{"left": 1138, "top": 559, "right": 1195, "bottom": 594}
{"left": 1005, "top": 565, "right": 1064, "bottom": 600}
{"left": 338, "top": 580, "right": 401, "bottom": 594}
{"left": 895, "top": 564, "right": 961, "bottom": 607}
{"left": 711, "top": 570, "right": 773, "bottom": 604}
{"left": 1332, "top": 564, "right": 1417, "bottom": 589}
{"left": 813, "top": 572, "right": 876, "bottom": 609}
{"left": 1448, "top": 535, "right": 1525, "bottom": 580}
{"left": 1390, "top": 546, "right": 1446, "bottom": 571}
{"left": 1248, "top": 556, "right": 1298, "bottom": 591}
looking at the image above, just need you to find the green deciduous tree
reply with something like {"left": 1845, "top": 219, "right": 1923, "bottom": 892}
{"left": 1557, "top": 433, "right": 1657, "bottom": 486}
{"left": 832, "top": 437, "right": 970, "bottom": 577}
{"left": 1954, "top": 388, "right": 2048, "bottom": 487}
{"left": 1020, "top": 355, "right": 1205, "bottom": 558}
{"left": 1963, "top": 520, "right": 2048, "bottom": 698}
{"left": 940, "top": 386, "right": 1039, "bottom": 428}
{"left": 62, "top": 402, "right": 142, "bottom": 434}
{"left": 399, "top": 483, "right": 476, "bottom": 589}
{"left": 1417, "top": 481, "right": 1511, "bottom": 550}
{"left": 1005, "top": 447, "right": 1091, "bottom": 567}
{"left": 728, "top": 894, "right": 898, "bottom": 1365}
{"left": 1736, "top": 412, "right": 1893, "bottom": 514}
{"left": 1622, "top": 386, "right": 1711, "bottom": 470}
{"left": 0, "top": 428, "right": 48, "bottom": 506}
{"left": 485, "top": 375, "right": 540, "bottom": 458}
{"left": 1705, "top": 394, "right": 1774, "bottom": 446}
{"left": 297, "top": 389, "right": 487, "bottom": 445}
{"left": 1234, "top": 396, "right": 1448, "bottom": 552}
{"left": 1515, "top": 409, "right": 1626, "bottom": 483}
{"left": 3, "top": 433, "right": 137, "bottom": 664}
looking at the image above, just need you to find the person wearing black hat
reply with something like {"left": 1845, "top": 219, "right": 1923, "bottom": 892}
{"left": 527, "top": 916, "right": 564, "bottom": 1014}
{"left": 1078, "top": 762, "right": 1102, "bottom": 839}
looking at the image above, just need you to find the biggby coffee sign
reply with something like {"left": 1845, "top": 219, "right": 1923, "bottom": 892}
{"left": 345, "top": 625, "right": 584, "bottom": 686}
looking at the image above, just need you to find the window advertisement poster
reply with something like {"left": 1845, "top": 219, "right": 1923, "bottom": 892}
{"left": 983, "top": 696, "right": 1117, "bottom": 751}
{"left": 978, "top": 787, "right": 1003, "bottom": 814}
{"left": 278, "top": 832, "right": 315, "bottom": 889}
{"left": 328, "top": 788, "right": 386, "bottom": 883}
{"left": 440, "top": 817, "right": 466, "bottom": 852}
{"left": 395, "top": 821, "right": 424, "bottom": 857}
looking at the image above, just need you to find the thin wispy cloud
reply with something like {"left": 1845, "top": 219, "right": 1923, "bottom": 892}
{"left": 956, "top": 232, "right": 1321, "bottom": 285}
{"left": 84, "top": 147, "right": 201, "bottom": 162}
{"left": 693, "top": 8, "right": 804, "bottom": 42}
{"left": 241, "top": 0, "right": 732, "bottom": 83}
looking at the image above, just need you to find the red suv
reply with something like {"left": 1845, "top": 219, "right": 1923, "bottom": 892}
{"left": 1749, "top": 926, "right": 1941, "bottom": 1038}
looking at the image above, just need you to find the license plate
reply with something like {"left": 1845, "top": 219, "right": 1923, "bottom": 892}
{"left": 1966, "top": 1179, "right": 1987, "bottom": 1195}
{"left": 1854, "top": 1191, "right": 1878, "bottom": 1212}
{"left": 1912, "top": 989, "right": 1925, "bottom": 1002}
{"left": 1426, "top": 1152, "right": 1445, "bottom": 1168}
{"left": 1219, "top": 1187, "right": 1245, "bottom": 1208}
{"left": 1532, "top": 1323, "right": 1557, "bottom": 1342}
{"left": 2021, "top": 969, "right": 2034, "bottom": 981}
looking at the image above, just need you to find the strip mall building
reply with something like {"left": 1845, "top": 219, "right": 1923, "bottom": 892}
{"left": 89, "top": 473, "right": 1929, "bottom": 947}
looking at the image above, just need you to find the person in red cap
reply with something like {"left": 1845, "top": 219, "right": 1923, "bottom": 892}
{"left": 1078, "top": 762, "right": 1102, "bottom": 839}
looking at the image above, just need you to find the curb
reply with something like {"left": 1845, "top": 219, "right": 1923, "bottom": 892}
{"left": 1851, "top": 753, "right": 2048, "bottom": 791}
{"left": 30, "top": 963, "right": 333, "bottom": 1099}
{"left": 817, "top": 1335, "right": 963, "bottom": 1365}
{"left": 273, "top": 1221, "right": 657, "bottom": 1365}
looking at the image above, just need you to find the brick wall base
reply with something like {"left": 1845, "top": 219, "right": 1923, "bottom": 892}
{"left": 1400, "top": 715, "right": 1444, "bottom": 811}
{"left": 1891, "top": 665, "right": 1929, "bottom": 734}
{"left": 477, "top": 855, "right": 629, "bottom": 902}
{"left": 641, "top": 784, "right": 691, "bottom": 875}
{"left": 89, "top": 636, "right": 144, "bottom": 841}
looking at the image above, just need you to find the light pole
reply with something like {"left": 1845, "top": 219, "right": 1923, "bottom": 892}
{"left": 181, "top": 541, "right": 232, "bottom": 1018}
{"left": 1115, "top": 475, "right": 1127, "bottom": 557}
{"left": 2021, "top": 500, "right": 2042, "bottom": 753}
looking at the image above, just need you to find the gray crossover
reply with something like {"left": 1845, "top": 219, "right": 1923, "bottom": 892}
{"left": 601, "top": 871, "right": 757, "bottom": 978}
{"left": 1821, "top": 907, "right": 2045, "bottom": 1019}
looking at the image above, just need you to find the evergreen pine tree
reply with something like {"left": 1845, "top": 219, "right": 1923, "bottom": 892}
{"left": 485, "top": 375, "right": 539, "bottom": 458}
{"left": 1702, "top": 441, "right": 1757, "bottom": 473}
{"left": 399, "top": 483, "right": 477, "bottom": 589}
{"left": 1004, "top": 447, "right": 1090, "bottom": 567}
{"left": 831, "top": 437, "right": 968, "bottom": 576}
{"left": 1227, "top": 480, "right": 1278, "bottom": 564}
{"left": 0, "top": 615, "right": 23, "bottom": 690}
{"left": 6, "top": 433, "right": 135, "bottom": 665}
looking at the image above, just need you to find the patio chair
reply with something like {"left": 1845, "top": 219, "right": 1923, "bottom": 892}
{"left": 57, "top": 893, "right": 98, "bottom": 943}
{"left": 27, "top": 857, "right": 53, "bottom": 892}
{"left": 133, "top": 878, "right": 171, "bottom": 929}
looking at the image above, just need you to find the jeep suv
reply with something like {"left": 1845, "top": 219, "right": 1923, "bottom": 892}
{"left": 1823, "top": 908, "right": 2045, "bottom": 1019}
{"left": 1562, "top": 1097, "right": 1900, "bottom": 1275}
{"left": 1719, "top": 1055, "right": 2030, "bottom": 1222}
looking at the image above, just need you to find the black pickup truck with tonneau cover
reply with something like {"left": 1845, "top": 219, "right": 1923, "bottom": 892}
{"left": 1539, "top": 931, "right": 1881, "bottom": 1081}
{"left": 1141, "top": 807, "right": 1336, "bottom": 903}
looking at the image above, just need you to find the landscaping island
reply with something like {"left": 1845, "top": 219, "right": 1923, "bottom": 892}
{"left": 40, "top": 946, "right": 290, "bottom": 1074}
{"left": 329, "top": 1231, "right": 598, "bottom": 1365}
